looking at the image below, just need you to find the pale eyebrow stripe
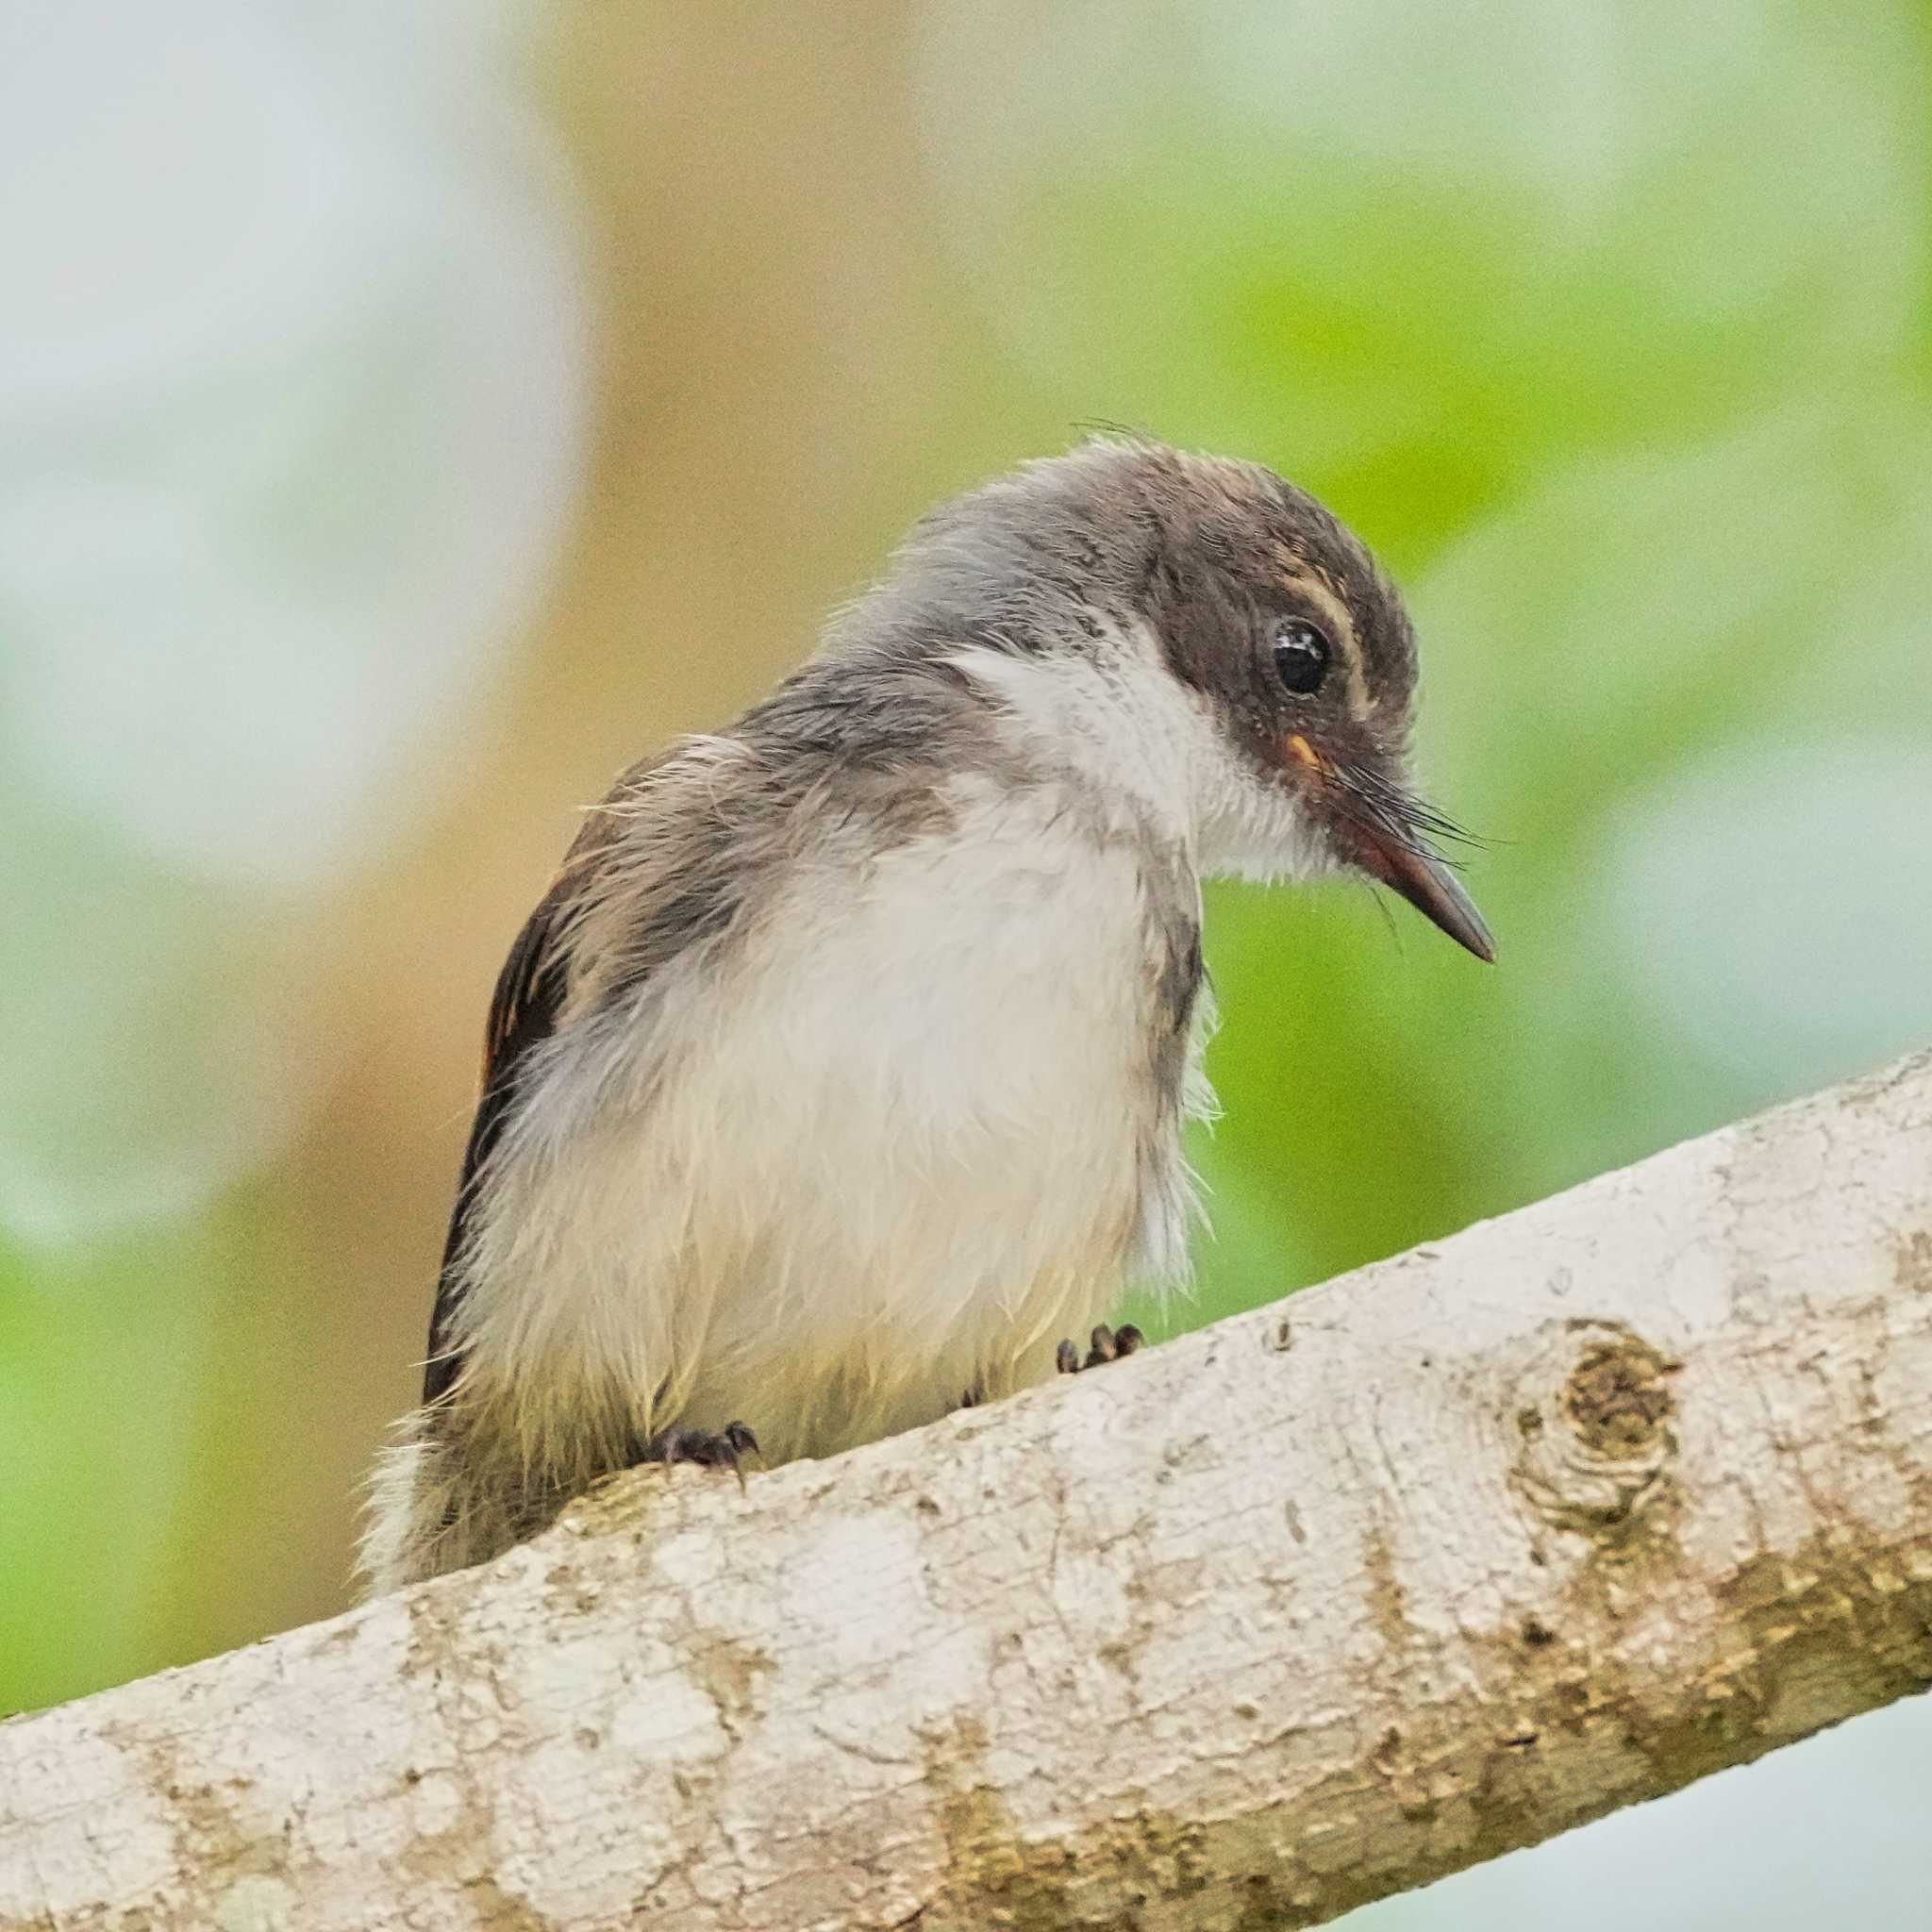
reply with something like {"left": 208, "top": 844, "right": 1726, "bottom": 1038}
{"left": 1284, "top": 570, "right": 1372, "bottom": 719}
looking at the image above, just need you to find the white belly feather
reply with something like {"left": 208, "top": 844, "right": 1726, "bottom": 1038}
{"left": 455, "top": 776, "right": 1208, "bottom": 1466}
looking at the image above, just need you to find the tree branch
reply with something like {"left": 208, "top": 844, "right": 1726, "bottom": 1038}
{"left": 6, "top": 1053, "right": 1931, "bottom": 1930}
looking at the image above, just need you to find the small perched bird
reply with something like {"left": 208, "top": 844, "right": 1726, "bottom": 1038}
{"left": 361, "top": 438, "right": 1491, "bottom": 1592}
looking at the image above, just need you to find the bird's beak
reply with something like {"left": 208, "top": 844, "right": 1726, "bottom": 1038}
{"left": 1356, "top": 828, "right": 1495, "bottom": 962}
{"left": 1285, "top": 736, "right": 1494, "bottom": 961}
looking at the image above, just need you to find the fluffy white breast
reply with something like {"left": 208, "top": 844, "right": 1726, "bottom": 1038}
{"left": 454, "top": 675, "right": 1215, "bottom": 1466}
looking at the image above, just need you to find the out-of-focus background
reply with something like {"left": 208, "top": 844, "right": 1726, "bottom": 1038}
{"left": 5, "top": 0, "right": 1928, "bottom": 1919}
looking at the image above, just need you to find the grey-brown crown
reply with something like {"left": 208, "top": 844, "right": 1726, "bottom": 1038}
{"left": 846, "top": 438, "right": 1419, "bottom": 753}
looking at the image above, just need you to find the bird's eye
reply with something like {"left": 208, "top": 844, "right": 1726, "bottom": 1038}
{"left": 1272, "top": 618, "right": 1331, "bottom": 697}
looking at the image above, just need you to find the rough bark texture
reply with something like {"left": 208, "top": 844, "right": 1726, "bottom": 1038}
{"left": 4, "top": 1053, "right": 1931, "bottom": 1931}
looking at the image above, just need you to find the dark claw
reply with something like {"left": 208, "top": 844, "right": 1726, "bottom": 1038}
{"left": 1057, "top": 1323, "right": 1145, "bottom": 1375}
{"left": 642, "top": 1422, "right": 762, "bottom": 1491}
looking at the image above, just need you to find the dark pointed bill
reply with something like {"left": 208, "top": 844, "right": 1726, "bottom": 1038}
{"left": 1357, "top": 830, "right": 1495, "bottom": 962}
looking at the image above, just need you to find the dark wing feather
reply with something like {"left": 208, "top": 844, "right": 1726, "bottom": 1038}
{"left": 419, "top": 736, "right": 767, "bottom": 1406}
{"left": 421, "top": 874, "right": 580, "bottom": 1406}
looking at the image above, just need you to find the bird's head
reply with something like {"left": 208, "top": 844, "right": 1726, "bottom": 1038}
{"left": 884, "top": 437, "right": 1493, "bottom": 961}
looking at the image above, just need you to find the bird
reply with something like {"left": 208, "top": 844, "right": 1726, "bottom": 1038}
{"left": 360, "top": 436, "right": 1491, "bottom": 1592}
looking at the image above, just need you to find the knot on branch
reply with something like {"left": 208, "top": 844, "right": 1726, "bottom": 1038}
{"left": 1509, "top": 1319, "right": 1679, "bottom": 1541}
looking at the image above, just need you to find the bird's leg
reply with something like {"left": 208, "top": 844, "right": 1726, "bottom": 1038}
{"left": 636, "top": 1421, "right": 762, "bottom": 1491}
{"left": 1056, "top": 1324, "right": 1144, "bottom": 1375}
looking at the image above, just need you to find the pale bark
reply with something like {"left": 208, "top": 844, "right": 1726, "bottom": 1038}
{"left": 4, "top": 1053, "right": 1931, "bottom": 1931}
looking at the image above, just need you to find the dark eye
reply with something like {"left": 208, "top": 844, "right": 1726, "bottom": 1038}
{"left": 1271, "top": 618, "right": 1331, "bottom": 697}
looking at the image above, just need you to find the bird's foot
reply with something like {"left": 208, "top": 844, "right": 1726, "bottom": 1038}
{"left": 640, "top": 1422, "right": 762, "bottom": 1491}
{"left": 1056, "top": 1324, "right": 1144, "bottom": 1375}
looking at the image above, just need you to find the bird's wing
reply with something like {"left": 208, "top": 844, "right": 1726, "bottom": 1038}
{"left": 420, "top": 732, "right": 780, "bottom": 1407}
{"left": 422, "top": 840, "right": 598, "bottom": 1407}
